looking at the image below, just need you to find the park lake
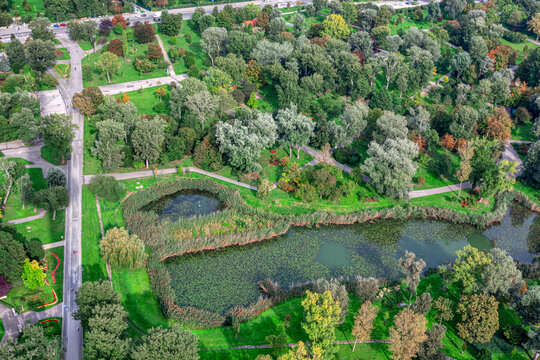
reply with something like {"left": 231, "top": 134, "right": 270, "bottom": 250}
{"left": 143, "top": 190, "right": 222, "bottom": 222}
{"left": 164, "top": 205, "right": 539, "bottom": 314}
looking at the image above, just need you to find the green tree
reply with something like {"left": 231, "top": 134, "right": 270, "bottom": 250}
{"left": 0, "top": 231, "right": 26, "bottom": 284}
{"left": 445, "top": 0, "right": 466, "bottom": 19}
{"left": 83, "top": 303, "right": 130, "bottom": 360}
{"left": 159, "top": 10, "right": 183, "bottom": 36}
{"left": 452, "top": 245, "right": 493, "bottom": 294}
{"left": 301, "top": 290, "right": 341, "bottom": 358}
{"left": 352, "top": 300, "right": 378, "bottom": 352}
{"left": 523, "top": 140, "right": 540, "bottom": 187}
{"left": 425, "top": 0, "right": 441, "bottom": 25}
{"left": 6, "top": 35, "right": 26, "bottom": 73}
{"left": 246, "top": 92, "right": 258, "bottom": 108}
{"left": 12, "top": 108, "right": 42, "bottom": 143}
{"left": 131, "top": 117, "right": 167, "bottom": 168}
{"left": 457, "top": 294, "right": 499, "bottom": 344}
{"left": 21, "top": 258, "right": 45, "bottom": 290}
{"left": 100, "top": 227, "right": 147, "bottom": 269}
{"left": 361, "top": 138, "right": 418, "bottom": 200}
{"left": 0, "top": 158, "right": 25, "bottom": 206}
{"left": 481, "top": 248, "right": 522, "bottom": 297}
{"left": 276, "top": 104, "right": 314, "bottom": 158}
{"left": 337, "top": 100, "right": 368, "bottom": 145}
{"left": 417, "top": 324, "right": 446, "bottom": 360}
{"left": 88, "top": 176, "right": 125, "bottom": 202}
{"left": 29, "top": 17, "right": 54, "bottom": 41}
{"left": 92, "top": 119, "right": 126, "bottom": 172}
{"left": 434, "top": 297, "right": 453, "bottom": 325}
{"left": 16, "top": 174, "right": 34, "bottom": 210}
{"left": 0, "top": 325, "right": 62, "bottom": 360}
{"left": 41, "top": 113, "right": 77, "bottom": 164}
{"left": 34, "top": 186, "right": 69, "bottom": 220}
{"left": 481, "top": 159, "right": 518, "bottom": 197}
{"left": 389, "top": 307, "right": 427, "bottom": 360}
{"left": 95, "top": 51, "right": 120, "bottom": 83}
{"left": 74, "top": 280, "right": 121, "bottom": 328}
{"left": 399, "top": 251, "right": 426, "bottom": 301}
{"left": 133, "top": 324, "right": 199, "bottom": 360}
{"left": 26, "top": 39, "right": 56, "bottom": 73}
{"left": 201, "top": 27, "right": 227, "bottom": 67}
{"left": 185, "top": 91, "right": 218, "bottom": 130}
{"left": 46, "top": 167, "right": 66, "bottom": 188}
{"left": 518, "top": 286, "right": 540, "bottom": 325}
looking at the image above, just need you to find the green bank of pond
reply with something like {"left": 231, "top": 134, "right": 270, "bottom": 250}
{"left": 165, "top": 205, "right": 539, "bottom": 315}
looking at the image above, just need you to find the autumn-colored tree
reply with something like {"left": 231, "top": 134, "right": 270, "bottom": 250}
{"left": 389, "top": 308, "right": 428, "bottom": 360}
{"left": 483, "top": 107, "right": 513, "bottom": 144}
{"left": 301, "top": 290, "right": 341, "bottom": 358}
{"left": 155, "top": 87, "right": 166, "bottom": 102}
{"left": 434, "top": 297, "right": 454, "bottom": 325}
{"left": 453, "top": 245, "right": 493, "bottom": 294}
{"left": 440, "top": 133, "right": 456, "bottom": 151}
{"left": 147, "top": 43, "right": 163, "bottom": 61}
{"left": 245, "top": 60, "right": 264, "bottom": 86}
{"left": 488, "top": 45, "right": 517, "bottom": 70}
{"left": 256, "top": 11, "right": 270, "bottom": 32}
{"left": 112, "top": 14, "right": 127, "bottom": 29}
{"left": 322, "top": 14, "right": 351, "bottom": 39}
{"left": 21, "top": 258, "right": 46, "bottom": 290}
{"left": 117, "top": 93, "right": 130, "bottom": 103}
{"left": 352, "top": 300, "right": 379, "bottom": 352}
{"left": 528, "top": 13, "right": 540, "bottom": 42}
{"left": 108, "top": 38, "right": 123, "bottom": 57}
{"left": 277, "top": 341, "right": 321, "bottom": 360}
{"left": 457, "top": 294, "right": 499, "bottom": 344}
{"left": 455, "top": 140, "right": 474, "bottom": 196}
{"left": 134, "top": 22, "right": 156, "bottom": 44}
{"left": 409, "top": 130, "right": 426, "bottom": 153}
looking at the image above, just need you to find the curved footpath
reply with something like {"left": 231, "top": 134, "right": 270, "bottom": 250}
{"left": 0, "top": 303, "right": 62, "bottom": 343}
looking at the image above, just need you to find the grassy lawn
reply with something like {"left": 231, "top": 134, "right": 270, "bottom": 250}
{"left": 1, "top": 167, "right": 46, "bottom": 221}
{"left": 56, "top": 48, "right": 70, "bottom": 60}
{"left": 412, "top": 150, "right": 461, "bottom": 190}
{"left": 282, "top": 12, "right": 326, "bottom": 29}
{"left": 1, "top": 247, "right": 64, "bottom": 313}
{"left": 0, "top": 318, "right": 4, "bottom": 341}
{"left": 53, "top": 63, "right": 70, "bottom": 79}
{"left": 40, "top": 144, "right": 65, "bottom": 166}
{"left": 120, "top": 85, "right": 171, "bottom": 115}
{"left": 11, "top": 0, "right": 43, "bottom": 17}
{"left": 513, "top": 181, "right": 540, "bottom": 204}
{"left": 82, "top": 41, "right": 168, "bottom": 87}
{"left": 14, "top": 210, "right": 65, "bottom": 245}
{"left": 36, "top": 317, "right": 62, "bottom": 338}
{"left": 194, "top": 274, "right": 531, "bottom": 359}
{"left": 83, "top": 121, "right": 101, "bottom": 175}
{"left": 389, "top": 12, "right": 446, "bottom": 35}
{"left": 81, "top": 187, "right": 108, "bottom": 282}
{"left": 512, "top": 122, "right": 537, "bottom": 142}
{"left": 500, "top": 38, "right": 539, "bottom": 64}
{"left": 156, "top": 20, "right": 208, "bottom": 75}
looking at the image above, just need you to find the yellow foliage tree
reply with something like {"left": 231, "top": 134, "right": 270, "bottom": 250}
{"left": 322, "top": 14, "right": 351, "bottom": 40}
{"left": 21, "top": 258, "right": 46, "bottom": 290}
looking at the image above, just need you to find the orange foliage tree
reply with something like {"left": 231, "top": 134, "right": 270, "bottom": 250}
{"left": 483, "top": 107, "right": 513, "bottom": 144}
{"left": 488, "top": 45, "right": 517, "bottom": 70}
{"left": 112, "top": 14, "right": 127, "bottom": 29}
{"left": 440, "top": 133, "right": 456, "bottom": 151}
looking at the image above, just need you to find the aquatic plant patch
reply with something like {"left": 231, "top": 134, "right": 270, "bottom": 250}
{"left": 165, "top": 208, "right": 538, "bottom": 315}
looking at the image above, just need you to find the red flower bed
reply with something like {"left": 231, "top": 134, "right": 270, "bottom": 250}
{"left": 36, "top": 289, "right": 58, "bottom": 308}
{"left": 40, "top": 318, "right": 60, "bottom": 324}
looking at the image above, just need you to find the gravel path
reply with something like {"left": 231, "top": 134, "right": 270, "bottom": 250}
{"left": 1, "top": 209, "right": 47, "bottom": 225}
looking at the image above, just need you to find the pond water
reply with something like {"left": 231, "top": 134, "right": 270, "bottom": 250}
{"left": 166, "top": 206, "right": 539, "bottom": 314}
{"left": 143, "top": 191, "right": 222, "bottom": 222}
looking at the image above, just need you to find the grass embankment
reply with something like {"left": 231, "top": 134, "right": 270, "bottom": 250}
{"left": 82, "top": 186, "right": 167, "bottom": 332}
{"left": 36, "top": 317, "right": 62, "bottom": 338}
{"left": 82, "top": 35, "right": 168, "bottom": 87}
{"left": 512, "top": 122, "right": 537, "bottom": 142}
{"left": 13, "top": 210, "right": 65, "bottom": 245}
{"left": 40, "top": 144, "right": 65, "bottom": 166}
{"left": 56, "top": 48, "right": 71, "bottom": 60}
{"left": 0, "top": 318, "right": 4, "bottom": 341}
{"left": 53, "top": 64, "right": 70, "bottom": 79}
{"left": 389, "top": 12, "right": 446, "bottom": 35}
{"left": 117, "top": 84, "right": 171, "bottom": 115}
{"left": 500, "top": 38, "right": 539, "bottom": 64}
{"left": 156, "top": 20, "right": 207, "bottom": 75}
{"left": 196, "top": 274, "right": 532, "bottom": 359}
{"left": 2, "top": 247, "right": 64, "bottom": 313}
{"left": 1, "top": 167, "right": 46, "bottom": 221}
{"left": 11, "top": 0, "right": 43, "bottom": 18}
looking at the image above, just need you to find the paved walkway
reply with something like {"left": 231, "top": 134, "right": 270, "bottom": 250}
{"left": 183, "top": 167, "right": 258, "bottom": 190}
{"left": 98, "top": 75, "right": 188, "bottom": 96}
{"left": 42, "top": 240, "right": 65, "bottom": 250}
{"left": 155, "top": 34, "right": 176, "bottom": 77}
{"left": 0, "top": 303, "right": 63, "bottom": 343}
{"left": 504, "top": 140, "right": 534, "bottom": 177}
{"left": 83, "top": 168, "right": 177, "bottom": 184}
{"left": 1, "top": 143, "right": 66, "bottom": 177}
{"left": 527, "top": 38, "right": 540, "bottom": 46}
{"left": 409, "top": 182, "right": 472, "bottom": 199}
{"left": 2, "top": 209, "right": 47, "bottom": 225}
{"left": 37, "top": 89, "right": 67, "bottom": 116}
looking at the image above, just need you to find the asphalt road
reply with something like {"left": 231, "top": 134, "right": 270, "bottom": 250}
{"left": 55, "top": 34, "right": 84, "bottom": 360}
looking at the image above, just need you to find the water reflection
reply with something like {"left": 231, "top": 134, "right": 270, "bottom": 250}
{"left": 143, "top": 191, "right": 222, "bottom": 222}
